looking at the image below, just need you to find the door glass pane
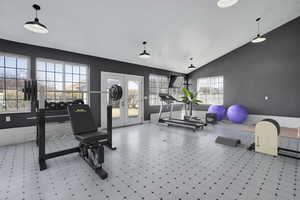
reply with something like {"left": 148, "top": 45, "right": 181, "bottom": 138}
{"left": 128, "top": 80, "right": 139, "bottom": 117}
{"left": 107, "top": 78, "right": 121, "bottom": 119}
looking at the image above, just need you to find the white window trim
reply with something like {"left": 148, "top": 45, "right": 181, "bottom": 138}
{"left": 196, "top": 76, "right": 224, "bottom": 105}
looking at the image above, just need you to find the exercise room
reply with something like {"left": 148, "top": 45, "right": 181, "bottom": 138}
{"left": 0, "top": 0, "right": 300, "bottom": 199}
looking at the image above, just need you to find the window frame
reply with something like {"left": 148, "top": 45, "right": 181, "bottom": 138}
{"left": 196, "top": 76, "right": 224, "bottom": 105}
{"left": 148, "top": 74, "right": 184, "bottom": 106}
{"left": 0, "top": 52, "right": 31, "bottom": 113}
{"left": 169, "top": 76, "right": 184, "bottom": 102}
{"left": 36, "top": 58, "right": 90, "bottom": 104}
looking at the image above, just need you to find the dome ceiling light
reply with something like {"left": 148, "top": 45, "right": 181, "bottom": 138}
{"left": 217, "top": 0, "right": 239, "bottom": 8}
{"left": 139, "top": 41, "right": 150, "bottom": 59}
{"left": 188, "top": 58, "right": 196, "bottom": 69}
{"left": 252, "top": 18, "right": 267, "bottom": 43}
{"left": 24, "top": 4, "right": 48, "bottom": 34}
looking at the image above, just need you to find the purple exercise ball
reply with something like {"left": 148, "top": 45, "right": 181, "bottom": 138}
{"left": 208, "top": 105, "right": 226, "bottom": 121}
{"left": 227, "top": 104, "right": 248, "bottom": 123}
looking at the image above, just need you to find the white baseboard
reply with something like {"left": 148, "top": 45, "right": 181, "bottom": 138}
{"left": 0, "top": 122, "right": 72, "bottom": 146}
{"left": 193, "top": 110, "right": 300, "bottom": 128}
{"left": 246, "top": 114, "right": 300, "bottom": 128}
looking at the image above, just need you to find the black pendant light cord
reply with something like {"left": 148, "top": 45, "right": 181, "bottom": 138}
{"left": 256, "top": 18, "right": 261, "bottom": 36}
{"left": 33, "top": 4, "right": 41, "bottom": 21}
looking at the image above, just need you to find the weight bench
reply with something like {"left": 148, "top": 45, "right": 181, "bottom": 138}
{"left": 68, "top": 104, "right": 109, "bottom": 179}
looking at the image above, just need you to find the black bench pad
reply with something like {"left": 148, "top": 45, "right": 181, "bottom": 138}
{"left": 75, "top": 131, "right": 108, "bottom": 144}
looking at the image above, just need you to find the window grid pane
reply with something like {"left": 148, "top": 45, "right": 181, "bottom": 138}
{"left": 149, "top": 74, "right": 184, "bottom": 106}
{"left": 0, "top": 54, "right": 30, "bottom": 113}
{"left": 197, "top": 76, "right": 224, "bottom": 105}
{"left": 36, "top": 59, "right": 88, "bottom": 103}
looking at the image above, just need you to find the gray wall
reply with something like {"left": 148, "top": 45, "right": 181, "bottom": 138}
{"left": 188, "top": 17, "right": 300, "bottom": 117}
{"left": 0, "top": 39, "right": 184, "bottom": 128}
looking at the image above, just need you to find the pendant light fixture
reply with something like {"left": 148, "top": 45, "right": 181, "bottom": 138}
{"left": 24, "top": 4, "right": 48, "bottom": 34}
{"left": 217, "top": 0, "right": 239, "bottom": 8}
{"left": 188, "top": 58, "right": 196, "bottom": 69}
{"left": 251, "top": 18, "right": 266, "bottom": 43}
{"left": 139, "top": 41, "right": 150, "bottom": 59}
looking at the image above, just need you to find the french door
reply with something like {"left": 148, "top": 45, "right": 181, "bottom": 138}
{"left": 101, "top": 72, "right": 144, "bottom": 128}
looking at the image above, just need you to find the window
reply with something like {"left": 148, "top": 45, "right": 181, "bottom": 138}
{"left": 197, "top": 76, "right": 223, "bottom": 105}
{"left": 169, "top": 76, "right": 184, "bottom": 101}
{"left": 0, "top": 53, "right": 30, "bottom": 113}
{"left": 36, "top": 59, "right": 88, "bottom": 103}
{"left": 149, "top": 74, "right": 184, "bottom": 105}
{"left": 149, "top": 74, "right": 169, "bottom": 105}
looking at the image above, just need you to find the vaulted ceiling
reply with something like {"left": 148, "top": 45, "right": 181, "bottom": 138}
{"left": 0, "top": 0, "right": 299, "bottom": 73}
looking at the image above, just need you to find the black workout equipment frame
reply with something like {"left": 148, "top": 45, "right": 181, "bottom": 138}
{"left": 36, "top": 104, "right": 116, "bottom": 179}
{"left": 23, "top": 80, "right": 122, "bottom": 179}
{"left": 158, "top": 93, "right": 206, "bottom": 131}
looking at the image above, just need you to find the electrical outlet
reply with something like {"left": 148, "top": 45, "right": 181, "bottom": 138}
{"left": 5, "top": 116, "right": 11, "bottom": 122}
{"left": 265, "top": 96, "right": 269, "bottom": 101}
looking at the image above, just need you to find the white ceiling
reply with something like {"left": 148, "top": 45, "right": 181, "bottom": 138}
{"left": 0, "top": 0, "right": 300, "bottom": 74}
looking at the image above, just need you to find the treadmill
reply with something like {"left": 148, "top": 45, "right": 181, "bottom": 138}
{"left": 158, "top": 93, "right": 206, "bottom": 131}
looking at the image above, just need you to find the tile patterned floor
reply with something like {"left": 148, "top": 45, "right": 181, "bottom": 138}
{"left": 0, "top": 122, "right": 299, "bottom": 200}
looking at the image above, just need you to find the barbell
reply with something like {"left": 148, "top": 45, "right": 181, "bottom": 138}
{"left": 23, "top": 80, "right": 123, "bottom": 102}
